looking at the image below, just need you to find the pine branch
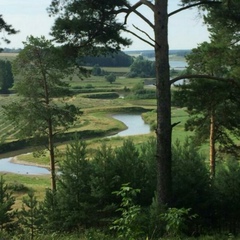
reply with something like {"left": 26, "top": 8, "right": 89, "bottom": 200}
{"left": 114, "top": 1, "right": 154, "bottom": 29}
{"left": 124, "top": 29, "right": 155, "bottom": 47}
{"left": 171, "top": 121, "right": 181, "bottom": 129}
{"left": 168, "top": 1, "right": 222, "bottom": 17}
{"left": 170, "top": 74, "right": 240, "bottom": 88}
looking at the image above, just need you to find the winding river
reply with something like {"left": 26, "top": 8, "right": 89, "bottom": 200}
{"left": 0, "top": 157, "right": 49, "bottom": 175}
{"left": 111, "top": 113, "right": 150, "bottom": 137}
{"left": 0, "top": 113, "right": 151, "bottom": 175}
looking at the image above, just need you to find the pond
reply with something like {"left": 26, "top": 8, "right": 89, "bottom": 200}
{"left": 0, "top": 113, "right": 151, "bottom": 175}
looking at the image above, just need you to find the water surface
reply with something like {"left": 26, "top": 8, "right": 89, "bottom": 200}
{"left": 0, "top": 157, "right": 49, "bottom": 175}
{"left": 111, "top": 113, "right": 151, "bottom": 137}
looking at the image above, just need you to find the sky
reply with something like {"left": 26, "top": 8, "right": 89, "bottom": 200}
{"left": 0, "top": 0, "right": 210, "bottom": 51}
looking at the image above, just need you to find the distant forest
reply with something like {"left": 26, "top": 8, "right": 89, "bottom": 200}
{"left": 125, "top": 49, "right": 191, "bottom": 58}
{"left": 2, "top": 48, "right": 22, "bottom": 53}
{"left": 82, "top": 51, "right": 133, "bottom": 67}
{"left": 2, "top": 48, "right": 190, "bottom": 67}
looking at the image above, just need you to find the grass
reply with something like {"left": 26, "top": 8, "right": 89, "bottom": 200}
{"left": 2, "top": 173, "right": 50, "bottom": 209}
{"left": 0, "top": 52, "right": 18, "bottom": 61}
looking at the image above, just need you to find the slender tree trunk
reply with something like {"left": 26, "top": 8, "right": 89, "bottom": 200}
{"left": 154, "top": 0, "right": 172, "bottom": 205}
{"left": 41, "top": 65, "right": 57, "bottom": 191}
{"left": 209, "top": 110, "right": 216, "bottom": 177}
{"left": 48, "top": 118, "right": 56, "bottom": 191}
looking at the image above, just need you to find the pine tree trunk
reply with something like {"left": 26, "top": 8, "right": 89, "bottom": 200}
{"left": 209, "top": 110, "right": 216, "bottom": 177}
{"left": 48, "top": 118, "right": 56, "bottom": 191}
{"left": 42, "top": 69, "right": 56, "bottom": 191}
{"left": 154, "top": 0, "right": 172, "bottom": 205}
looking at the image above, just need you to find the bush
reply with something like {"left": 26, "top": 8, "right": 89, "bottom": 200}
{"left": 7, "top": 181, "right": 29, "bottom": 192}
{"left": 171, "top": 138, "right": 212, "bottom": 233}
{"left": 213, "top": 159, "right": 240, "bottom": 233}
{"left": 110, "top": 183, "right": 142, "bottom": 240}
{"left": 82, "top": 92, "right": 119, "bottom": 99}
{"left": 0, "top": 175, "right": 17, "bottom": 233}
{"left": 105, "top": 73, "right": 116, "bottom": 84}
{"left": 84, "top": 83, "right": 94, "bottom": 89}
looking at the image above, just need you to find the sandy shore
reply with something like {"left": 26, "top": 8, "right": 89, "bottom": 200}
{"left": 10, "top": 156, "right": 49, "bottom": 169}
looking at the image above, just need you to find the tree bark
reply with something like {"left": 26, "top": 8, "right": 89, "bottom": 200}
{"left": 154, "top": 0, "right": 172, "bottom": 206}
{"left": 209, "top": 110, "right": 216, "bottom": 177}
{"left": 42, "top": 65, "right": 56, "bottom": 191}
{"left": 48, "top": 120, "right": 57, "bottom": 192}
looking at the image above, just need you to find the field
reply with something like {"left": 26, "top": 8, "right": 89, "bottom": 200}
{"left": 0, "top": 52, "right": 18, "bottom": 61}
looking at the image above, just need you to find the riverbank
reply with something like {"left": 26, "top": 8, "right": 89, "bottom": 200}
{"left": 10, "top": 156, "right": 49, "bottom": 169}
{"left": 0, "top": 113, "right": 152, "bottom": 175}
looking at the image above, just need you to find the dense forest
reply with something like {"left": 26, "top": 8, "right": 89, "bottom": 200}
{"left": 82, "top": 51, "right": 133, "bottom": 67}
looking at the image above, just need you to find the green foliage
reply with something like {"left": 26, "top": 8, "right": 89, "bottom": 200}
{"left": 4, "top": 138, "right": 240, "bottom": 236}
{"left": 83, "top": 51, "right": 133, "bottom": 67}
{"left": 19, "top": 191, "right": 43, "bottom": 239}
{"left": 85, "top": 228, "right": 115, "bottom": 240}
{"left": 113, "top": 139, "right": 149, "bottom": 201}
{"left": 2, "top": 36, "right": 81, "bottom": 190}
{"left": 105, "top": 73, "right": 116, "bottom": 84}
{"left": 213, "top": 159, "right": 240, "bottom": 231}
{"left": 110, "top": 183, "right": 142, "bottom": 240}
{"left": 3, "top": 36, "right": 81, "bottom": 142}
{"left": 161, "top": 207, "right": 197, "bottom": 238}
{"left": 172, "top": 139, "right": 211, "bottom": 221}
{"left": 0, "top": 60, "right": 14, "bottom": 93}
{"left": 204, "top": 0, "right": 240, "bottom": 34}
{"left": 126, "top": 81, "right": 156, "bottom": 99}
{"left": 0, "top": 175, "right": 16, "bottom": 233}
{"left": 48, "top": 0, "right": 131, "bottom": 55}
{"left": 90, "top": 142, "right": 118, "bottom": 216}
{"left": 173, "top": 40, "right": 240, "bottom": 161}
{"left": 57, "top": 137, "right": 95, "bottom": 230}
{"left": 82, "top": 92, "right": 119, "bottom": 99}
{"left": 127, "top": 55, "right": 155, "bottom": 78}
{"left": 132, "top": 81, "right": 144, "bottom": 92}
{"left": 0, "top": 15, "right": 18, "bottom": 46}
{"left": 7, "top": 181, "right": 29, "bottom": 192}
{"left": 41, "top": 189, "right": 62, "bottom": 232}
{"left": 91, "top": 64, "right": 103, "bottom": 76}
{"left": 147, "top": 194, "right": 165, "bottom": 239}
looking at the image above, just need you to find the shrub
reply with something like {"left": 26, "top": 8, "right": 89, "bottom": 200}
{"left": 82, "top": 92, "right": 119, "bottom": 99}
{"left": 105, "top": 73, "right": 116, "bottom": 84}
{"left": 0, "top": 175, "right": 16, "bottom": 233}
{"left": 7, "top": 181, "right": 29, "bottom": 192}
{"left": 171, "top": 138, "right": 212, "bottom": 233}
{"left": 110, "top": 183, "right": 142, "bottom": 240}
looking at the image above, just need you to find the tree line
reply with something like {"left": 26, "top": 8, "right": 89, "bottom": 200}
{"left": 0, "top": 60, "right": 14, "bottom": 93}
{"left": 82, "top": 51, "right": 133, "bottom": 67}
